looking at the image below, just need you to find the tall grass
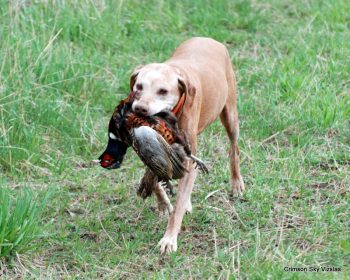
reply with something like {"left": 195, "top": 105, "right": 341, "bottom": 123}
{"left": 0, "top": 188, "right": 49, "bottom": 258}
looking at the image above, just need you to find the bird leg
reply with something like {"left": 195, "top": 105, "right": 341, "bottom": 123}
{"left": 188, "top": 154, "right": 209, "bottom": 174}
{"left": 161, "top": 181, "right": 175, "bottom": 196}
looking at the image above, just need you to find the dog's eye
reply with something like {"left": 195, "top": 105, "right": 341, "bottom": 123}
{"left": 158, "top": 88, "right": 168, "bottom": 95}
{"left": 136, "top": 83, "right": 143, "bottom": 91}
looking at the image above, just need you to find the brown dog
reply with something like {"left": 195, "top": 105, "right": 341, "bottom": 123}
{"left": 129, "top": 37, "right": 244, "bottom": 254}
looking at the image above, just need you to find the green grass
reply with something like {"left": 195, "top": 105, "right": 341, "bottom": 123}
{"left": 0, "top": 0, "right": 349, "bottom": 278}
{"left": 0, "top": 187, "right": 49, "bottom": 258}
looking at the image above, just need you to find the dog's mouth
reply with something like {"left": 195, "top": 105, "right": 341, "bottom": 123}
{"left": 98, "top": 153, "right": 121, "bottom": 169}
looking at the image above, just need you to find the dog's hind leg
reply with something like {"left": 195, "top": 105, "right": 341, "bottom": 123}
{"left": 220, "top": 91, "right": 245, "bottom": 195}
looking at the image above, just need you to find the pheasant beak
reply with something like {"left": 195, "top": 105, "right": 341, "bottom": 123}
{"left": 98, "top": 152, "right": 122, "bottom": 169}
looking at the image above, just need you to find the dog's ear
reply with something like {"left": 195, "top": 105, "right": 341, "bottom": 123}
{"left": 177, "top": 76, "right": 196, "bottom": 99}
{"left": 178, "top": 77, "right": 196, "bottom": 97}
{"left": 130, "top": 65, "right": 144, "bottom": 91}
{"left": 177, "top": 76, "right": 196, "bottom": 109}
{"left": 178, "top": 78, "right": 186, "bottom": 95}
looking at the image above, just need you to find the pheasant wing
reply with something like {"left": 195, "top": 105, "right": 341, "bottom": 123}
{"left": 131, "top": 126, "right": 187, "bottom": 180}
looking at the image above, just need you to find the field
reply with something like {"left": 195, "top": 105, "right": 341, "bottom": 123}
{"left": 0, "top": 0, "right": 349, "bottom": 279}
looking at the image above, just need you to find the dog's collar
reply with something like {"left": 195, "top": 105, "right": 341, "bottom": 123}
{"left": 172, "top": 92, "right": 186, "bottom": 116}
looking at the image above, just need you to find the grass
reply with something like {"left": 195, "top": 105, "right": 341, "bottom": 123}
{"left": 0, "top": 0, "right": 349, "bottom": 278}
{"left": 0, "top": 188, "right": 49, "bottom": 258}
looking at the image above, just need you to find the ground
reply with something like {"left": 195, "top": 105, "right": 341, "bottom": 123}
{"left": 0, "top": 0, "right": 349, "bottom": 279}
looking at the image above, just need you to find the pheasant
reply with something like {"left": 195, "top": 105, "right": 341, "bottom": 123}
{"left": 98, "top": 93, "right": 135, "bottom": 169}
{"left": 99, "top": 92, "right": 208, "bottom": 197}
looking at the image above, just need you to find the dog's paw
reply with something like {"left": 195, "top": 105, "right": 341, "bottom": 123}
{"left": 157, "top": 201, "right": 173, "bottom": 216}
{"left": 158, "top": 235, "right": 177, "bottom": 254}
{"left": 231, "top": 176, "right": 245, "bottom": 196}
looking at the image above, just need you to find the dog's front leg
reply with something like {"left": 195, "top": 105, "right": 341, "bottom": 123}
{"left": 158, "top": 160, "right": 197, "bottom": 254}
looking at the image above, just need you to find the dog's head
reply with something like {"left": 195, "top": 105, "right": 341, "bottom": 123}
{"left": 129, "top": 63, "right": 188, "bottom": 116}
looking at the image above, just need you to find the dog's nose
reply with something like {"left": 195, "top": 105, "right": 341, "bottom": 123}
{"left": 134, "top": 104, "right": 148, "bottom": 115}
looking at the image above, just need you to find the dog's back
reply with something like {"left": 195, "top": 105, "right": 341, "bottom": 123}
{"left": 167, "top": 37, "right": 235, "bottom": 133}
{"left": 168, "top": 37, "right": 228, "bottom": 71}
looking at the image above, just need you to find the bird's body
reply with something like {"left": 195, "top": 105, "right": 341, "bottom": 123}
{"left": 99, "top": 92, "right": 208, "bottom": 198}
{"left": 132, "top": 126, "right": 187, "bottom": 180}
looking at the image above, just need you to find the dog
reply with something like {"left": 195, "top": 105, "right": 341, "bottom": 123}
{"left": 129, "top": 37, "right": 244, "bottom": 254}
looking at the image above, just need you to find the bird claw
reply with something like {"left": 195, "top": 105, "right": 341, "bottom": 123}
{"left": 189, "top": 155, "right": 209, "bottom": 174}
{"left": 161, "top": 181, "right": 175, "bottom": 196}
{"left": 196, "top": 161, "right": 209, "bottom": 174}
